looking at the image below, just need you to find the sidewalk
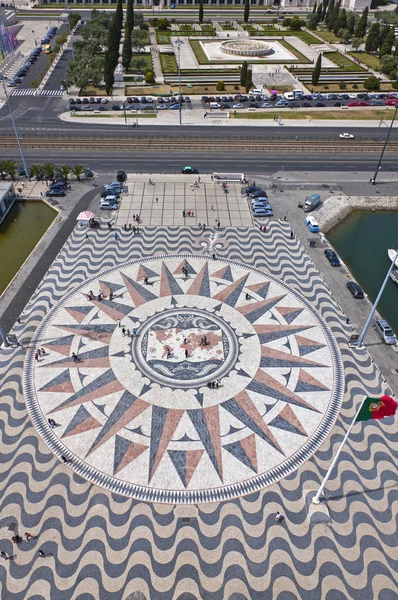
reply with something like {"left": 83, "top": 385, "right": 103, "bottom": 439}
{"left": 59, "top": 108, "right": 397, "bottom": 129}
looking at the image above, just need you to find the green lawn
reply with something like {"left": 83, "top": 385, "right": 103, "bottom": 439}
{"left": 349, "top": 52, "right": 380, "bottom": 70}
{"left": 160, "top": 53, "right": 178, "bottom": 74}
{"left": 220, "top": 24, "right": 236, "bottom": 30}
{"left": 326, "top": 51, "right": 366, "bottom": 72}
{"left": 232, "top": 109, "right": 392, "bottom": 120}
{"left": 201, "top": 25, "right": 216, "bottom": 32}
{"left": 127, "top": 53, "right": 153, "bottom": 74}
{"left": 156, "top": 30, "right": 172, "bottom": 44}
{"left": 316, "top": 30, "right": 340, "bottom": 43}
{"left": 179, "top": 24, "right": 194, "bottom": 31}
{"left": 293, "top": 30, "right": 320, "bottom": 44}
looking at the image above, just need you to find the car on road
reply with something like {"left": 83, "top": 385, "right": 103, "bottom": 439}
{"left": 346, "top": 281, "right": 364, "bottom": 299}
{"left": 117, "top": 170, "right": 127, "bottom": 182}
{"left": 339, "top": 133, "right": 354, "bottom": 139}
{"left": 302, "top": 102, "right": 313, "bottom": 108}
{"left": 98, "top": 106, "right": 108, "bottom": 111}
{"left": 46, "top": 189, "right": 66, "bottom": 197}
{"left": 233, "top": 103, "right": 244, "bottom": 109}
{"left": 100, "top": 98, "right": 108, "bottom": 104}
{"left": 374, "top": 319, "right": 397, "bottom": 345}
{"left": 324, "top": 249, "right": 341, "bottom": 267}
{"left": 261, "top": 103, "right": 273, "bottom": 108}
{"left": 85, "top": 168, "right": 94, "bottom": 178}
{"left": 315, "top": 102, "right": 326, "bottom": 107}
{"left": 157, "top": 104, "right": 168, "bottom": 110}
{"left": 170, "top": 104, "right": 180, "bottom": 110}
{"left": 182, "top": 166, "right": 199, "bottom": 174}
{"left": 347, "top": 101, "right": 359, "bottom": 107}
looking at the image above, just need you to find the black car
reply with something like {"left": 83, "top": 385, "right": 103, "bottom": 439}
{"left": 324, "top": 249, "right": 341, "bottom": 267}
{"left": 251, "top": 190, "right": 268, "bottom": 199}
{"left": 346, "top": 281, "right": 364, "bottom": 298}
{"left": 334, "top": 102, "right": 344, "bottom": 107}
{"left": 302, "top": 102, "right": 312, "bottom": 107}
{"left": 249, "top": 103, "right": 259, "bottom": 108}
{"left": 116, "top": 170, "right": 127, "bottom": 182}
{"left": 17, "top": 167, "right": 26, "bottom": 176}
{"left": 127, "top": 97, "right": 133, "bottom": 103}
{"left": 46, "top": 189, "right": 66, "bottom": 197}
{"left": 244, "top": 185, "right": 262, "bottom": 195}
{"left": 112, "top": 104, "right": 121, "bottom": 111}
{"left": 89, "top": 97, "right": 95, "bottom": 103}
{"left": 315, "top": 102, "right": 326, "bottom": 107}
{"left": 227, "top": 96, "right": 234, "bottom": 103}
{"left": 95, "top": 98, "right": 101, "bottom": 104}
{"left": 201, "top": 96, "right": 209, "bottom": 102}
{"left": 85, "top": 168, "right": 94, "bottom": 178}
{"left": 69, "top": 98, "right": 76, "bottom": 104}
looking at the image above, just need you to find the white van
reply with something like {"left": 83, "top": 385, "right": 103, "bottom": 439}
{"left": 250, "top": 89, "right": 262, "bottom": 95}
{"left": 210, "top": 102, "right": 221, "bottom": 109}
{"left": 284, "top": 92, "right": 294, "bottom": 101}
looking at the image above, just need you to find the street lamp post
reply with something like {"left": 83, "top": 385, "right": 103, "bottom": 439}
{"left": 1, "top": 78, "right": 28, "bottom": 177}
{"left": 174, "top": 37, "right": 183, "bottom": 126}
{"left": 371, "top": 105, "right": 398, "bottom": 185}
{"left": 357, "top": 247, "right": 398, "bottom": 347}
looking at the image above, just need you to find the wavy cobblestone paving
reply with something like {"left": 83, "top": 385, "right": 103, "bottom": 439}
{"left": 0, "top": 223, "right": 397, "bottom": 600}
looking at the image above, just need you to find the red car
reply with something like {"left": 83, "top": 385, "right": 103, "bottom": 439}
{"left": 386, "top": 99, "right": 398, "bottom": 106}
{"left": 359, "top": 101, "right": 369, "bottom": 106}
{"left": 347, "top": 101, "right": 359, "bottom": 107}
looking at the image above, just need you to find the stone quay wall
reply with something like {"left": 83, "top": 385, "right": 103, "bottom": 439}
{"left": 316, "top": 196, "right": 398, "bottom": 233}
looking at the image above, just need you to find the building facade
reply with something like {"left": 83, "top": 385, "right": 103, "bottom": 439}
{"left": 0, "top": 182, "right": 16, "bottom": 225}
{"left": 36, "top": 0, "right": 371, "bottom": 10}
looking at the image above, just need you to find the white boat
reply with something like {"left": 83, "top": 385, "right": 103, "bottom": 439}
{"left": 388, "top": 248, "right": 398, "bottom": 267}
{"left": 390, "top": 269, "right": 398, "bottom": 285}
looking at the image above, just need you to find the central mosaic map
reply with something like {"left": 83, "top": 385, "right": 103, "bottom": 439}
{"left": 24, "top": 256, "right": 344, "bottom": 503}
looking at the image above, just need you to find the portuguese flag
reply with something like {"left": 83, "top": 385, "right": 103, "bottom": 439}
{"left": 356, "top": 395, "right": 398, "bottom": 422}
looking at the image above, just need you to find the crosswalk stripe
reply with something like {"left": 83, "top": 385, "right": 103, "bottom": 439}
{"left": 40, "top": 90, "right": 65, "bottom": 97}
{"left": 11, "top": 89, "right": 36, "bottom": 96}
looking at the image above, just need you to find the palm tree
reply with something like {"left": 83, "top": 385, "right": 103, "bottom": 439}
{"left": 0, "top": 160, "right": 7, "bottom": 180}
{"left": 43, "top": 163, "right": 56, "bottom": 181}
{"left": 4, "top": 160, "right": 18, "bottom": 180}
{"left": 71, "top": 165, "right": 85, "bottom": 181}
{"left": 30, "top": 164, "right": 43, "bottom": 180}
{"left": 60, "top": 165, "right": 71, "bottom": 181}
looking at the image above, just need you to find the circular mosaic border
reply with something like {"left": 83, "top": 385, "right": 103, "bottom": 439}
{"left": 23, "top": 254, "right": 344, "bottom": 504}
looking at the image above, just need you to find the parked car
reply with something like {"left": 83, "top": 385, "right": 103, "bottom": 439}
{"left": 347, "top": 101, "right": 359, "bottom": 107}
{"left": 244, "top": 186, "right": 262, "bottom": 195}
{"left": 101, "top": 189, "right": 120, "bottom": 198}
{"left": 116, "top": 170, "right": 127, "bottom": 182}
{"left": 304, "top": 193, "right": 321, "bottom": 213}
{"left": 46, "top": 189, "right": 66, "bottom": 197}
{"left": 315, "top": 102, "right": 326, "bottom": 107}
{"left": 339, "top": 133, "right": 354, "bottom": 139}
{"left": 250, "top": 190, "right": 268, "bottom": 199}
{"left": 252, "top": 207, "right": 273, "bottom": 217}
{"left": 374, "top": 319, "right": 397, "bottom": 345}
{"left": 85, "top": 168, "right": 94, "bottom": 178}
{"left": 346, "top": 281, "right": 364, "bottom": 299}
{"left": 324, "top": 249, "right": 341, "bottom": 267}
{"left": 232, "top": 103, "right": 244, "bottom": 109}
{"left": 100, "top": 200, "right": 118, "bottom": 210}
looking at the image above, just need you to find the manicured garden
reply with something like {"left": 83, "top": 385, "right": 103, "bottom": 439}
{"left": 349, "top": 52, "right": 380, "bottom": 70}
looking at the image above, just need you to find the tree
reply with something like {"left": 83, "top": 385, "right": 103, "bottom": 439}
{"left": 380, "top": 54, "right": 398, "bottom": 76}
{"left": 243, "top": 0, "right": 250, "bottom": 24}
{"left": 60, "top": 166, "right": 71, "bottom": 181}
{"left": 335, "top": 8, "right": 347, "bottom": 34}
{"left": 307, "top": 14, "right": 318, "bottom": 30}
{"left": 0, "top": 161, "right": 7, "bottom": 180}
{"left": 312, "top": 1, "right": 317, "bottom": 13}
{"left": 29, "top": 164, "right": 43, "bottom": 180}
{"left": 43, "top": 163, "right": 56, "bottom": 181}
{"left": 135, "top": 12, "right": 144, "bottom": 29}
{"left": 216, "top": 80, "right": 225, "bottom": 91}
{"left": 131, "top": 56, "right": 147, "bottom": 73}
{"left": 289, "top": 17, "right": 303, "bottom": 31}
{"left": 68, "top": 12, "right": 81, "bottom": 30}
{"left": 365, "top": 23, "right": 380, "bottom": 53}
{"left": 392, "top": 79, "right": 398, "bottom": 89}
{"left": 71, "top": 165, "right": 85, "bottom": 181}
{"left": 351, "top": 37, "right": 362, "bottom": 51}
{"left": 122, "top": 28, "right": 132, "bottom": 70}
{"left": 342, "top": 29, "right": 350, "bottom": 43}
{"left": 103, "top": 51, "right": 115, "bottom": 95}
{"left": 245, "top": 66, "right": 252, "bottom": 93}
{"left": 379, "top": 28, "right": 395, "bottom": 58}
{"left": 157, "top": 18, "right": 170, "bottom": 31}
{"left": 199, "top": 0, "right": 204, "bottom": 24}
{"left": 126, "top": 0, "right": 134, "bottom": 32}
{"left": 131, "top": 30, "right": 148, "bottom": 53}
{"left": 240, "top": 61, "right": 248, "bottom": 86}
{"left": 312, "top": 53, "right": 322, "bottom": 85}
{"left": 347, "top": 13, "right": 356, "bottom": 35}
{"left": 325, "top": 0, "right": 335, "bottom": 28}
{"left": 282, "top": 18, "right": 292, "bottom": 27}
{"left": 3, "top": 160, "right": 18, "bottom": 180}
{"left": 355, "top": 6, "right": 368, "bottom": 39}
{"left": 328, "top": 2, "right": 340, "bottom": 33}
{"left": 364, "top": 75, "right": 380, "bottom": 90}
{"left": 145, "top": 71, "right": 155, "bottom": 83}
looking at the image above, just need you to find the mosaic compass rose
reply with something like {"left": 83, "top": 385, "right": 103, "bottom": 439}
{"left": 24, "top": 255, "right": 344, "bottom": 503}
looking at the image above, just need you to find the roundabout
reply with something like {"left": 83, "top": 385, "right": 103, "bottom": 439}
{"left": 24, "top": 255, "right": 344, "bottom": 503}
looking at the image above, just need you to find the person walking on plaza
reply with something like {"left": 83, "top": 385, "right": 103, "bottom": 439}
{"left": 185, "top": 348, "right": 189, "bottom": 359}
{"left": 24, "top": 532, "right": 33, "bottom": 542}
{"left": 275, "top": 511, "right": 283, "bottom": 523}
{"left": 114, "top": 232, "right": 118, "bottom": 241}
{"left": 117, "top": 319, "right": 121, "bottom": 328}
{"left": 1, "top": 551, "right": 8, "bottom": 560}
{"left": 85, "top": 233, "right": 89, "bottom": 241}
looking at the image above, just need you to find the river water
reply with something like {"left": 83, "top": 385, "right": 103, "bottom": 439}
{"left": 0, "top": 201, "right": 56, "bottom": 296}
{"left": 328, "top": 211, "right": 398, "bottom": 337}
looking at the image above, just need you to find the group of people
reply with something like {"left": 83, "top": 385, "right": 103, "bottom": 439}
{"left": 123, "top": 223, "right": 140, "bottom": 233}
{"left": 182, "top": 209, "right": 195, "bottom": 217}
{"left": 207, "top": 380, "right": 220, "bottom": 389}
{"left": 121, "top": 326, "right": 137, "bottom": 337}
{"left": 34, "top": 348, "right": 46, "bottom": 362}
{"left": 87, "top": 289, "right": 114, "bottom": 301}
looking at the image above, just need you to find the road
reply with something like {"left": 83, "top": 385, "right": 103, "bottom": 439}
{"left": 2, "top": 149, "right": 397, "bottom": 175}
{"left": 43, "top": 48, "right": 72, "bottom": 91}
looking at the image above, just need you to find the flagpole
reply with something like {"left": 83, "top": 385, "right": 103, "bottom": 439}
{"left": 311, "top": 398, "right": 365, "bottom": 505}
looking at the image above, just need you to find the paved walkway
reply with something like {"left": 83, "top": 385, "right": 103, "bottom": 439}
{"left": 149, "top": 27, "right": 164, "bottom": 84}
{"left": 0, "top": 218, "right": 395, "bottom": 599}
